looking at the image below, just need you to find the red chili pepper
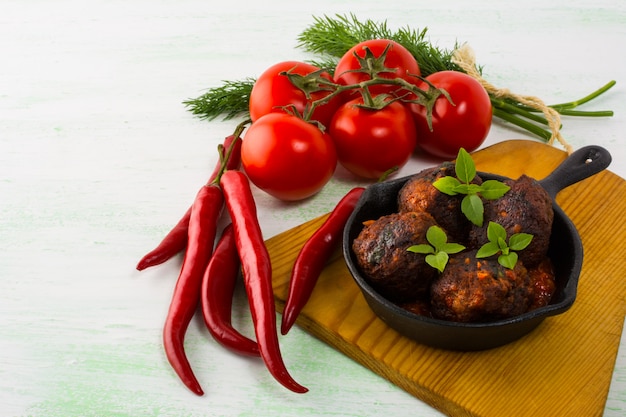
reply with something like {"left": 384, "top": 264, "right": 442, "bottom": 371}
{"left": 201, "top": 223, "right": 260, "bottom": 356}
{"left": 163, "top": 184, "right": 224, "bottom": 396}
{"left": 136, "top": 207, "right": 190, "bottom": 271}
{"left": 136, "top": 135, "right": 241, "bottom": 271}
{"left": 280, "top": 187, "right": 365, "bottom": 335}
{"left": 219, "top": 170, "right": 308, "bottom": 394}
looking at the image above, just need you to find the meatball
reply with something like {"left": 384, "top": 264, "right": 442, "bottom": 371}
{"left": 397, "top": 162, "right": 456, "bottom": 213}
{"left": 397, "top": 161, "right": 481, "bottom": 243}
{"left": 352, "top": 211, "right": 439, "bottom": 302}
{"left": 469, "top": 174, "right": 553, "bottom": 268}
{"left": 430, "top": 251, "right": 533, "bottom": 322}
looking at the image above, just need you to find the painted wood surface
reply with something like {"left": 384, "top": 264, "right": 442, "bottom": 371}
{"left": 1, "top": 1, "right": 624, "bottom": 416}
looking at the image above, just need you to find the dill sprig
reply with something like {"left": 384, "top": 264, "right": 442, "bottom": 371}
{"left": 295, "top": 14, "right": 394, "bottom": 58}
{"left": 296, "top": 13, "right": 462, "bottom": 77}
{"left": 183, "top": 78, "right": 254, "bottom": 121}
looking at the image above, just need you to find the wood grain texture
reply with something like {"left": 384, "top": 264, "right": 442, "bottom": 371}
{"left": 267, "top": 140, "right": 626, "bottom": 417}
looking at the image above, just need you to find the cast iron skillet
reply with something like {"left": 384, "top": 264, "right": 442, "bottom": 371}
{"left": 343, "top": 145, "right": 612, "bottom": 351}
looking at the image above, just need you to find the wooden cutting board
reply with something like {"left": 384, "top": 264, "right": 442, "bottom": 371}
{"left": 266, "top": 139, "right": 626, "bottom": 417}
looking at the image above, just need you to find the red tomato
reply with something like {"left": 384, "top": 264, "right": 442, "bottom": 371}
{"left": 241, "top": 113, "right": 337, "bottom": 201}
{"left": 248, "top": 61, "right": 341, "bottom": 128}
{"left": 410, "top": 70, "right": 492, "bottom": 159}
{"left": 334, "top": 39, "right": 421, "bottom": 98}
{"left": 329, "top": 98, "right": 416, "bottom": 179}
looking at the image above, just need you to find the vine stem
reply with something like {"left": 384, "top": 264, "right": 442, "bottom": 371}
{"left": 296, "top": 68, "right": 449, "bottom": 128}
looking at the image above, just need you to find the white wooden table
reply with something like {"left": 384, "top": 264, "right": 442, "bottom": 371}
{"left": 1, "top": 1, "right": 624, "bottom": 416}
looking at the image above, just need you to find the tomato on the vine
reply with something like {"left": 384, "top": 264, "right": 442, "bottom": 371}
{"left": 329, "top": 98, "right": 416, "bottom": 179}
{"left": 248, "top": 61, "right": 341, "bottom": 128}
{"left": 241, "top": 113, "right": 337, "bottom": 201}
{"left": 334, "top": 39, "right": 421, "bottom": 98}
{"left": 410, "top": 70, "right": 492, "bottom": 159}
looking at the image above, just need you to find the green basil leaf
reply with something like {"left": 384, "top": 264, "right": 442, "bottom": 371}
{"left": 426, "top": 225, "right": 447, "bottom": 249}
{"left": 433, "top": 176, "right": 461, "bottom": 196}
{"left": 461, "top": 194, "right": 484, "bottom": 226}
{"left": 426, "top": 252, "right": 449, "bottom": 273}
{"left": 441, "top": 243, "right": 466, "bottom": 254}
{"left": 497, "top": 237, "right": 509, "bottom": 253}
{"left": 487, "top": 221, "right": 507, "bottom": 243}
{"left": 476, "top": 241, "right": 500, "bottom": 258}
{"left": 498, "top": 252, "right": 518, "bottom": 269}
{"left": 479, "top": 180, "right": 511, "bottom": 200}
{"left": 407, "top": 244, "right": 434, "bottom": 254}
{"left": 455, "top": 148, "right": 476, "bottom": 184}
{"left": 509, "top": 233, "right": 534, "bottom": 251}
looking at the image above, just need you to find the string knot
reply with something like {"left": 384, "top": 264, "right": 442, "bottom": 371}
{"left": 451, "top": 43, "right": 573, "bottom": 154}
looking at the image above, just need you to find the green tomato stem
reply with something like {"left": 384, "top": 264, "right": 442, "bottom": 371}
{"left": 302, "top": 73, "right": 446, "bottom": 122}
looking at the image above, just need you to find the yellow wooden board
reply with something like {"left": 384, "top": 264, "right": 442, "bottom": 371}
{"left": 266, "top": 140, "right": 626, "bottom": 417}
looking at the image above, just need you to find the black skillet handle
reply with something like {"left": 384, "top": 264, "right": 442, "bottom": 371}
{"left": 539, "top": 145, "right": 612, "bottom": 199}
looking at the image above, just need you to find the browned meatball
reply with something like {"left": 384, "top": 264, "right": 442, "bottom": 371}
{"left": 397, "top": 162, "right": 455, "bottom": 212}
{"left": 352, "top": 211, "right": 439, "bottom": 302}
{"left": 469, "top": 174, "right": 553, "bottom": 268}
{"left": 430, "top": 251, "right": 533, "bottom": 322}
{"left": 397, "top": 161, "right": 480, "bottom": 243}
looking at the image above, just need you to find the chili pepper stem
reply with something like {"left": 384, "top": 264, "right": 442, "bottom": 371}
{"left": 136, "top": 132, "right": 243, "bottom": 271}
{"left": 212, "top": 119, "right": 250, "bottom": 185}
